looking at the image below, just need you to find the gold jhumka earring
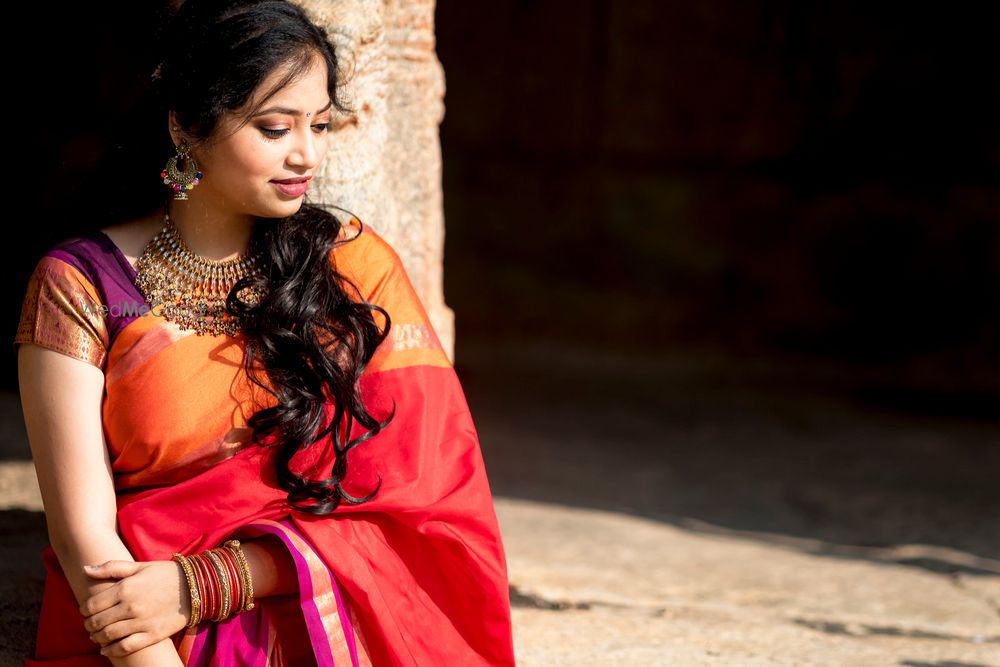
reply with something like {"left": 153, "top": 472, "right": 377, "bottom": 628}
{"left": 161, "top": 137, "right": 203, "bottom": 201}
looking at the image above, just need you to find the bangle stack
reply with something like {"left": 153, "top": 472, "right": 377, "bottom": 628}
{"left": 172, "top": 539, "right": 256, "bottom": 628}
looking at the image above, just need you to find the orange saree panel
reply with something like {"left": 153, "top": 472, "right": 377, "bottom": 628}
{"left": 13, "top": 216, "right": 516, "bottom": 666}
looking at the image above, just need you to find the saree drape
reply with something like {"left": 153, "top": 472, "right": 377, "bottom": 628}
{"left": 13, "top": 216, "right": 516, "bottom": 666}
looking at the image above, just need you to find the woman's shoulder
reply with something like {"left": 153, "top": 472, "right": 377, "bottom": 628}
{"left": 328, "top": 213, "right": 447, "bottom": 367}
{"left": 329, "top": 213, "right": 408, "bottom": 299}
{"left": 29, "top": 227, "right": 130, "bottom": 288}
{"left": 96, "top": 213, "right": 164, "bottom": 271}
{"left": 332, "top": 212, "right": 397, "bottom": 256}
{"left": 26, "top": 211, "right": 161, "bottom": 285}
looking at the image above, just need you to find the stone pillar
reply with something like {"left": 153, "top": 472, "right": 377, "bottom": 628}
{"left": 300, "top": 0, "right": 455, "bottom": 363}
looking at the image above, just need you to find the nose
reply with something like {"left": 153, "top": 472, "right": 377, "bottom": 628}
{"left": 288, "top": 124, "right": 324, "bottom": 169}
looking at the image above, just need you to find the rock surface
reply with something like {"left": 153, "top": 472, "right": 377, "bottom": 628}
{"left": 301, "top": 0, "right": 455, "bottom": 360}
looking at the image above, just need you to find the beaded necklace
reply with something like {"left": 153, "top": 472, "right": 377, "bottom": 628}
{"left": 134, "top": 210, "right": 267, "bottom": 336}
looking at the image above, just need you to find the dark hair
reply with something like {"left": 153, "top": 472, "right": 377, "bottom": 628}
{"left": 90, "top": 0, "right": 393, "bottom": 515}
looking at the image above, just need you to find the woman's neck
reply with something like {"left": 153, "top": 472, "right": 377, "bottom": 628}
{"left": 165, "top": 200, "right": 256, "bottom": 260}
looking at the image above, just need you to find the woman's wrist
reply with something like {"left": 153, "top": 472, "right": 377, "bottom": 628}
{"left": 172, "top": 534, "right": 299, "bottom": 628}
{"left": 172, "top": 541, "right": 252, "bottom": 625}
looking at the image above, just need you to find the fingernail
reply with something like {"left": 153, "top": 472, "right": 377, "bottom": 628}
{"left": 84, "top": 565, "right": 96, "bottom": 571}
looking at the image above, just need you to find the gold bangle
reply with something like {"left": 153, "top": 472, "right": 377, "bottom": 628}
{"left": 204, "top": 549, "right": 232, "bottom": 622}
{"left": 224, "top": 539, "right": 255, "bottom": 611}
{"left": 214, "top": 546, "right": 245, "bottom": 613}
{"left": 171, "top": 553, "right": 202, "bottom": 628}
{"left": 223, "top": 540, "right": 254, "bottom": 613}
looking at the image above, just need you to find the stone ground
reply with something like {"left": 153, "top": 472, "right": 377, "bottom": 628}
{"left": 1, "top": 336, "right": 998, "bottom": 666}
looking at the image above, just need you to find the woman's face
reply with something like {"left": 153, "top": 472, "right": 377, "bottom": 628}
{"left": 169, "top": 52, "right": 333, "bottom": 220}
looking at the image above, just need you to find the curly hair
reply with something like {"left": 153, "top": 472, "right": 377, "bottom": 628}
{"left": 86, "top": 0, "right": 394, "bottom": 515}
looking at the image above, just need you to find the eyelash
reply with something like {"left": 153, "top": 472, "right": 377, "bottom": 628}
{"left": 260, "top": 123, "right": 331, "bottom": 140}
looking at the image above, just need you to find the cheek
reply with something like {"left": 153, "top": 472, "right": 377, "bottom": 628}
{"left": 214, "top": 137, "right": 281, "bottom": 177}
{"left": 257, "top": 140, "right": 289, "bottom": 166}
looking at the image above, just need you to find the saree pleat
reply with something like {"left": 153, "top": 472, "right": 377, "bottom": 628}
{"left": 13, "top": 217, "right": 516, "bottom": 666}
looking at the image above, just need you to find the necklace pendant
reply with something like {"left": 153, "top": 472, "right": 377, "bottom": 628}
{"left": 133, "top": 210, "right": 267, "bottom": 337}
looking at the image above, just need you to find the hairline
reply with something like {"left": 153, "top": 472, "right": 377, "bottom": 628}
{"left": 215, "top": 51, "right": 332, "bottom": 139}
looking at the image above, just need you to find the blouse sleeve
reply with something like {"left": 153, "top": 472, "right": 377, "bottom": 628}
{"left": 12, "top": 256, "right": 110, "bottom": 369}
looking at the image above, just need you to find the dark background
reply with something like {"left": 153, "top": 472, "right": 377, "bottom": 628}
{"left": 5, "top": 2, "right": 998, "bottom": 404}
{"left": 437, "top": 2, "right": 1000, "bottom": 406}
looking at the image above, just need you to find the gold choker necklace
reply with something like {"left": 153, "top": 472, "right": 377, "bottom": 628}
{"left": 135, "top": 212, "right": 268, "bottom": 337}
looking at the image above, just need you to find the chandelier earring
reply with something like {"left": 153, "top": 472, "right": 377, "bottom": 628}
{"left": 161, "top": 135, "right": 203, "bottom": 201}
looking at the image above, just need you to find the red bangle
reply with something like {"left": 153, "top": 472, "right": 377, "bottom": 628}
{"left": 229, "top": 547, "right": 245, "bottom": 611}
{"left": 190, "top": 554, "right": 210, "bottom": 621}
{"left": 216, "top": 547, "right": 244, "bottom": 612}
{"left": 185, "top": 545, "right": 253, "bottom": 624}
{"left": 228, "top": 546, "right": 247, "bottom": 612}
{"left": 188, "top": 554, "right": 203, "bottom": 619}
{"left": 205, "top": 550, "right": 231, "bottom": 621}
{"left": 203, "top": 553, "right": 223, "bottom": 620}
{"left": 193, "top": 554, "right": 218, "bottom": 621}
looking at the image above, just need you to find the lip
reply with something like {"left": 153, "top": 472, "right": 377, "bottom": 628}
{"left": 271, "top": 176, "right": 311, "bottom": 197}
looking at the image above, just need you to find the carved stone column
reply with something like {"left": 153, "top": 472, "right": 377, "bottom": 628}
{"left": 301, "top": 0, "right": 455, "bottom": 363}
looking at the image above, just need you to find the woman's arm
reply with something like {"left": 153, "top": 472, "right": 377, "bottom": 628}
{"left": 18, "top": 344, "right": 183, "bottom": 667}
{"left": 240, "top": 534, "right": 299, "bottom": 599}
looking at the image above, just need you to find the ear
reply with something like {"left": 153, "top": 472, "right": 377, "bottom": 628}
{"left": 167, "top": 110, "right": 182, "bottom": 146}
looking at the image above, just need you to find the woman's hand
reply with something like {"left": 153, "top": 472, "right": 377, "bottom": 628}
{"left": 80, "top": 559, "right": 191, "bottom": 658}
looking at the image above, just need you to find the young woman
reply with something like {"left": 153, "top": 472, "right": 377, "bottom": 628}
{"left": 13, "top": 1, "right": 515, "bottom": 665}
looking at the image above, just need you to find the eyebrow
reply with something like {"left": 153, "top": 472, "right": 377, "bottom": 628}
{"left": 253, "top": 100, "right": 334, "bottom": 118}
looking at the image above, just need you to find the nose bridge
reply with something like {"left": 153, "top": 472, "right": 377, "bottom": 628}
{"left": 292, "top": 122, "right": 319, "bottom": 166}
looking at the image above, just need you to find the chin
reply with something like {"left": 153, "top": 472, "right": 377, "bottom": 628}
{"left": 262, "top": 200, "right": 305, "bottom": 219}
{"left": 281, "top": 199, "right": 306, "bottom": 215}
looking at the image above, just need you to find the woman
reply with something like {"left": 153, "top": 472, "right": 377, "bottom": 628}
{"left": 13, "top": 1, "right": 516, "bottom": 665}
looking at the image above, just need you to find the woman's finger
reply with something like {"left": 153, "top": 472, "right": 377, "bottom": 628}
{"left": 82, "top": 602, "right": 125, "bottom": 634}
{"left": 99, "top": 631, "right": 156, "bottom": 658}
{"left": 79, "top": 585, "right": 123, "bottom": 618}
{"left": 88, "top": 616, "right": 136, "bottom": 647}
{"left": 83, "top": 560, "right": 142, "bottom": 579}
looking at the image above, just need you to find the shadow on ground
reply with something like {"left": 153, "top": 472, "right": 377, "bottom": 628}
{"left": 453, "top": 335, "right": 1000, "bottom": 572}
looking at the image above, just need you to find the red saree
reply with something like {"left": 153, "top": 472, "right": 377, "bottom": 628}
{"left": 13, "top": 216, "right": 516, "bottom": 666}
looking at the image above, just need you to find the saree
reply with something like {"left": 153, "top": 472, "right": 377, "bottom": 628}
{"left": 12, "top": 215, "right": 516, "bottom": 666}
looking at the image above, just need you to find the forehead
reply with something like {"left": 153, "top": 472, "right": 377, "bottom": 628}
{"left": 250, "top": 57, "right": 330, "bottom": 112}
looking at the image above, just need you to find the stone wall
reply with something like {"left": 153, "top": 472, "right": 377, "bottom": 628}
{"left": 300, "top": 0, "right": 455, "bottom": 362}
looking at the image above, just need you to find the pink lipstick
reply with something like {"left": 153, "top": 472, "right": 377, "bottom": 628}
{"left": 270, "top": 175, "right": 312, "bottom": 197}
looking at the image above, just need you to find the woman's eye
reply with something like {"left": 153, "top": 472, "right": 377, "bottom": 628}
{"left": 260, "top": 124, "right": 330, "bottom": 141}
{"left": 260, "top": 128, "right": 289, "bottom": 139}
